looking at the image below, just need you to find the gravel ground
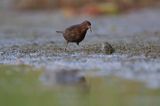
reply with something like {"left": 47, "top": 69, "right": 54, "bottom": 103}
{"left": 0, "top": 8, "right": 160, "bottom": 88}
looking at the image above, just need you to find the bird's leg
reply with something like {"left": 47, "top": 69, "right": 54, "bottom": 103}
{"left": 76, "top": 42, "right": 79, "bottom": 46}
{"left": 64, "top": 41, "right": 69, "bottom": 51}
{"left": 76, "top": 42, "right": 83, "bottom": 50}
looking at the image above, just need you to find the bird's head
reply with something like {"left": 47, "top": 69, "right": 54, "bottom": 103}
{"left": 81, "top": 20, "right": 92, "bottom": 32}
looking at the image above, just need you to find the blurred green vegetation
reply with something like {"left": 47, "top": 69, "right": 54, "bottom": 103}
{"left": 0, "top": 65, "right": 160, "bottom": 106}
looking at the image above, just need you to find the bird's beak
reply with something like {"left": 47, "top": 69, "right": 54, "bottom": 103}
{"left": 88, "top": 26, "right": 92, "bottom": 32}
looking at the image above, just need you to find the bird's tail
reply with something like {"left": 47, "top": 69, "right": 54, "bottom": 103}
{"left": 56, "top": 31, "right": 64, "bottom": 34}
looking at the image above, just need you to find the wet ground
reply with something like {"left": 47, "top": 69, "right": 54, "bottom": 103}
{"left": 0, "top": 8, "right": 160, "bottom": 106}
{"left": 1, "top": 8, "right": 160, "bottom": 87}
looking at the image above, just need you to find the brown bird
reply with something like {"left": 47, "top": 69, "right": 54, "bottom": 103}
{"left": 56, "top": 20, "right": 92, "bottom": 50}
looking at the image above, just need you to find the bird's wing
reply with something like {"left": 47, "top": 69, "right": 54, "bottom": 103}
{"left": 65, "top": 24, "right": 80, "bottom": 31}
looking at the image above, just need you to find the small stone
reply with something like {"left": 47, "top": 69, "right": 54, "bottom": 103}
{"left": 101, "top": 42, "right": 115, "bottom": 54}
